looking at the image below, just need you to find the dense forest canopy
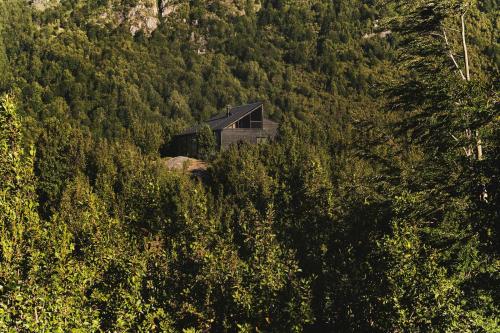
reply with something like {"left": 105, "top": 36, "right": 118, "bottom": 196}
{"left": 0, "top": 0, "right": 498, "bottom": 331}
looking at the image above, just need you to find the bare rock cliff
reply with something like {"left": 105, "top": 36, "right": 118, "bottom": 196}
{"left": 30, "top": 0, "right": 59, "bottom": 11}
{"left": 29, "top": 0, "right": 262, "bottom": 35}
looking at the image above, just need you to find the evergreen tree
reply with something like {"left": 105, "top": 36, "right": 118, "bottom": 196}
{"left": 0, "top": 94, "right": 38, "bottom": 281}
{"left": 196, "top": 124, "right": 216, "bottom": 160}
{"left": 380, "top": 1, "right": 499, "bottom": 330}
{"left": 0, "top": 0, "right": 497, "bottom": 331}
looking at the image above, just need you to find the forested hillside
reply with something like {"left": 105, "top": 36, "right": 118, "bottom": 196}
{"left": 0, "top": 0, "right": 498, "bottom": 331}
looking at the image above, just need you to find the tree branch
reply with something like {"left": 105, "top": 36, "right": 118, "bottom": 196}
{"left": 442, "top": 28, "right": 466, "bottom": 80}
{"left": 450, "top": 133, "right": 468, "bottom": 155}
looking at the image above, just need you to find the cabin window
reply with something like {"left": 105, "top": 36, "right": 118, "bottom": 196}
{"left": 250, "top": 109, "right": 263, "bottom": 121}
{"left": 250, "top": 107, "right": 263, "bottom": 128}
{"left": 236, "top": 114, "right": 251, "bottom": 128}
{"left": 233, "top": 107, "right": 264, "bottom": 129}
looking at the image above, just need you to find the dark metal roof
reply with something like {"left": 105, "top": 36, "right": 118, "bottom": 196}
{"left": 178, "top": 102, "right": 263, "bottom": 135}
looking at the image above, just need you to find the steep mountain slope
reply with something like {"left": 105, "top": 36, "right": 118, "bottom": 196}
{"left": 4, "top": 0, "right": 398, "bottom": 151}
{"left": 0, "top": 1, "right": 498, "bottom": 331}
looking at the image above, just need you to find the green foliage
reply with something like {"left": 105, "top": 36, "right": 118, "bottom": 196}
{"left": 0, "top": 0, "right": 498, "bottom": 331}
{"left": 35, "top": 116, "right": 91, "bottom": 217}
{"left": 195, "top": 124, "right": 216, "bottom": 160}
{"left": 0, "top": 94, "right": 38, "bottom": 271}
{"left": 0, "top": 96, "right": 34, "bottom": 274}
{"left": 379, "top": 1, "right": 499, "bottom": 331}
{"left": 382, "top": 193, "right": 466, "bottom": 331}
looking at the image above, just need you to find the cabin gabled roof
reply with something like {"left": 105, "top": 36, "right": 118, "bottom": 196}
{"left": 179, "top": 102, "right": 263, "bottom": 135}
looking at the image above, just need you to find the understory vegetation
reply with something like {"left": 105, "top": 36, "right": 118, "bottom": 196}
{"left": 0, "top": 0, "right": 498, "bottom": 331}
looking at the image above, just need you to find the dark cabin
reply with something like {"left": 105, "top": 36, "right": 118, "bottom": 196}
{"left": 171, "top": 102, "right": 278, "bottom": 157}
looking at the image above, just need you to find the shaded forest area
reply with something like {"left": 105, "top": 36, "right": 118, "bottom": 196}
{"left": 0, "top": 0, "right": 499, "bottom": 331}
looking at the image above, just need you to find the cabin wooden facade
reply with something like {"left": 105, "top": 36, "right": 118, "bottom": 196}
{"left": 171, "top": 102, "right": 278, "bottom": 157}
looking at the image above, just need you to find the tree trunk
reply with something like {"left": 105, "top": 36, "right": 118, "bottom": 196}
{"left": 461, "top": 13, "right": 471, "bottom": 81}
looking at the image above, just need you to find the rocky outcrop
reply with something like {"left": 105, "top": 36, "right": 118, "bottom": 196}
{"left": 362, "top": 20, "right": 392, "bottom": 40}
{"left": 30, "top": 0, "right": 262, "bottom": 35}
{"left": 30, "top": 0, "right": 59, "bottom": 11}
{"left": 163, "top": 157, "right": 207, "bottom": 175}
{"left": 127, "top": 0, "right": 159, "bottom": 35}
{"left": 160, "top": 0, "right": 262, "bottom": 19}
{"left": 207, "top": 0, "right": 262, "bottom": 16}
{"left": 88, "top": 0, "right": 159, "bottom": 36}
{"left": 362, "top": 30, "right": 392, "bottom": 39}
{"left": 160, "top": 0, "right": 181, "bottom": 18}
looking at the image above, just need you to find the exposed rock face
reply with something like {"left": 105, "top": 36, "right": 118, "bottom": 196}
{"left": 29, "top": 0, "right": 262, "bottom": 35}
{"left": 160, "top": 0, "right": 181, "bottom": 18}
{"left": 206, "top": 0, "right": 262, "bottom": 16}
{"left": 30, "top": 0, "right": 59, "bottom": 11}
{"left": 160, "top": 0, "right": 262, "bottom": 19}
{"left": 163, "top": 156, "right": 207, "bottom": 174}
{"left": 89, "top": 0, "right": 159, "bottom": 36}
{"left": 362, "top": 30, "right": 392, "bottom": 40}
{"left": 127, "top": 0, "right": 159, "bottom": 35}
